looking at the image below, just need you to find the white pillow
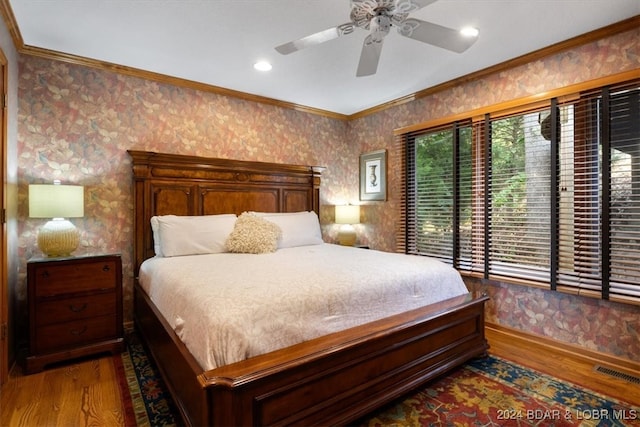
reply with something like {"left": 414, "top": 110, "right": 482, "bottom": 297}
{"left": 150, "top": 216, "right": 164, "bottom": 257}
{"left": 252, "top": 211, "right": 323, "bottom": 248}
{"left": 150, "top": 214, "right": 237, "bottom": 257}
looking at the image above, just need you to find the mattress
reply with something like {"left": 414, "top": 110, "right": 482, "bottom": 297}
{"left": 138, "top": 243, "right": 469, "bottom": 370}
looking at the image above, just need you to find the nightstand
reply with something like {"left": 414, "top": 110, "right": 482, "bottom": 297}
{"left": 25, "top": 254, "right": 124, "bottom": 374}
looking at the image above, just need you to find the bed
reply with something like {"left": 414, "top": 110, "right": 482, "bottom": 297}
{"left": 129, "top": 150, "right": 489, "bottom": 427}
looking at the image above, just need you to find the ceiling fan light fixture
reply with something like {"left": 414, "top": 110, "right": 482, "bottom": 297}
{"left": 370, "top": 14, "right": 391, "bottom": 42}
{"left": 276, "top": 0, "right": 477, "bottom": 76}
{"left": 460, "top": 26, "right": 479, "bottom": 38}
{"left": 253, "top": 61, "right": 273, "bottom": 71}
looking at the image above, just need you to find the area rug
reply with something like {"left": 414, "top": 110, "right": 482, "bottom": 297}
{"left": 115, "top": 331, "right": 178, "bottom": 426}
{"left": 116, "top": 331, "right": 639, "bottom": 427}
{"left": 356, "top": 357, "right": 639, "bottom": 427}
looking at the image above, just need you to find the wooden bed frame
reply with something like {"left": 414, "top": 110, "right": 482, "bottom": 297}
{"left": 128, "top": 150, "right": 489, "bottom": 426}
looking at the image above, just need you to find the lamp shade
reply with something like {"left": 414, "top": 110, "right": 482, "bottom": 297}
{"left": 29, "top": 184, "right": 84, "bottom": 218}
{"left": 335, "top": 204, "right": 360, "bottom": 225}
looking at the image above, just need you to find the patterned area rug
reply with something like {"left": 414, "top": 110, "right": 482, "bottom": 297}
{"left": 116, "top": 331, "right": 639, "bottom": 426}
{"left": 115, "top": 331, "right": 178, "bottom": 426}
{"left": 357, "top": 357, "right": 639, "bottom": 427}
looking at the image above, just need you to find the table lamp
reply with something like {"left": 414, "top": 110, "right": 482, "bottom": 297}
{"left": 29, "top": 181, "right": 84, "bottom": 257}
{"left": 335, "top": 204, "right": 360, "bottom": 246}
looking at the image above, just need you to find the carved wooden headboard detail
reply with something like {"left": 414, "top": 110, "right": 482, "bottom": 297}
{"left": 128, "top": 150, "right": 322, "bottom": 274}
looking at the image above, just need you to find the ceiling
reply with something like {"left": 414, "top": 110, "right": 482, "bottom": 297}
{"left": 8, "top": 0, "right": 640, "bottom": 116}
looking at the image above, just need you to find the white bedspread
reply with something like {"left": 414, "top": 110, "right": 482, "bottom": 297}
{"left": 139, "top": 243, "right": 468, "bottom": 371}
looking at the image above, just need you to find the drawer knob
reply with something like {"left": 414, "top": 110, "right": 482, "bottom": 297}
{"left": 69, "top": 303, "right": 87, "bottom": 313}
{"left": 40, "top": 270, "right": 50, "bottom": 278}
{"left": 102, "top": 265, "right": 111, "bottom": 272}
{"left": 70, "top": 326, "right": 87, "bottom": 336}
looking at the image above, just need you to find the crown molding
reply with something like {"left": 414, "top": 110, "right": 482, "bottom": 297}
{"left": 0, "top": 0, "right": 21, "bottom": 50}
{"left": 19, "top": 44, "right": 351, "bottom": 121}
{"left": 394, "top": 69, "right": 640, "bottom": 136}
{"left": 0, "top": 0, "right": 637, "bottom": 122}
{"left": 350, "top": 15, "right": 640, "bottom": 120}
{"left": 0, "top": 0, "right": 349, "bottom": 121}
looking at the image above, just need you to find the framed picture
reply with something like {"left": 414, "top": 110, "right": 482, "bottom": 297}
{"left": 360, "top": 149, "right": 386, "bottom": 201}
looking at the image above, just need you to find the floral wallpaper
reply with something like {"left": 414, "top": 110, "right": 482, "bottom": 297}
{"left": 17, "top": 26, "right": 639, "bottom": 361}
{"left": 17, "top": 58, "right": 353, "bottom": 334}
{"left": 468, "top": 277, "right": 640, "bottom": 360}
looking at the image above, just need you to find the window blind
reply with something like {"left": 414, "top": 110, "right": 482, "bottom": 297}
{"left": 457, "top": 125, "right": 475, "bottom": 272}
{"left": 556, "top": 91, "right": 603, "bottom": 297}
{"left": 556, "top": 84, "right": 640, "bottom": 301}
{"left": 414, "top": 127, "right": 454, "bottom": 262}
{"left": 398, "top": 78, "right": 640, "bottom": 305}
{"left": 401, "top": 122, "right": 473, "bottom": 267}
{"left": 607, "top": 86, "right": 640, "bottom": 301}
{"left": 487, "top": 109, "right": 552, "bottom": 283}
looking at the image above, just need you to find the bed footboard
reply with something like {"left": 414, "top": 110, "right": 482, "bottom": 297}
{"left": 204, "top": 292, "right": 488, "bottom": 426}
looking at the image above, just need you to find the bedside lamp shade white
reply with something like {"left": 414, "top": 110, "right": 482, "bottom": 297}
{"left": 335, "top": 204, "right": 360, "bottom": 246}
{"left": 29, "top": 183, "right": 84, "bottom": 257}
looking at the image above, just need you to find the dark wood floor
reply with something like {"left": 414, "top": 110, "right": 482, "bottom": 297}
{"left": 1, "top": 327, "right": 638, "bottom": 426}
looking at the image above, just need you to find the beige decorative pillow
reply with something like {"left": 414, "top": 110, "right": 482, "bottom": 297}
{"left": 225, "top": 212, "right": 282, "bottom": 254}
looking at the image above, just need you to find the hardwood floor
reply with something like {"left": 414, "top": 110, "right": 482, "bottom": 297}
{"left": 1, "top": 327, "right": 638, "bottom": 426}
{"left": 0, "top": 356, "right": 126, "bottom": 427}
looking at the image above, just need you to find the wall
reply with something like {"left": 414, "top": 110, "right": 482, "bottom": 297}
{"left": 16, "top": 26, "right": 640, "bottom": 361}
{"left": 17, "top": 58, "right": 351, "bottom": 335}
{"left": 348, "top": 27, "right": 640, "bottom": 361}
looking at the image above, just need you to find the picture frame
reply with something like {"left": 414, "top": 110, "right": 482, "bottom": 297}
{"left": 360, "top": 149, "right": 387, "bottom": 201}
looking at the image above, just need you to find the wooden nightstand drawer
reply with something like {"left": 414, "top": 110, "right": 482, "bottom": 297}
{"left": 35, "top": 315, "right": 117, "bottom": 354}
{"left": 35, "top": 292, "right": 116, "bottom": 327}
{"left": 33, "top": 259, "right": 117, "bottom": 298}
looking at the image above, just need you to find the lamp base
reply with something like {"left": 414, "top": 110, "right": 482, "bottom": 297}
{"left": 37, "top": 219, "right": 80, "bottom": 257}
{"left": 337, "top": 225, "right": 356, "bottom": 246}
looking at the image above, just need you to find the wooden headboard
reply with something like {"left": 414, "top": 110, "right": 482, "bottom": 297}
{"left": 128, "top": 150, "right": 322, "bottom": 274}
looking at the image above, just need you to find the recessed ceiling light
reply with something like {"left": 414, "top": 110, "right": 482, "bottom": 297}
{"left": 254, "top": 61, "right": 272, "bottom": 71}
{"left": 460, "top": 27, "right": 479, "bottom": 38}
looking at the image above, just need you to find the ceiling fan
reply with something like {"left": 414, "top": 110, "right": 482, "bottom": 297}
{"left": 275, "top": 0, "right": 478, "bottom": 77}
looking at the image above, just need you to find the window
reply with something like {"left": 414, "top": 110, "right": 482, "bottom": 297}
{"left": 400, "top": 80, "right": 640, "bottom": 304}
{"left": 405, "top": 124, "right": 472, "bottom": 266}
{"left": 557, "top": 86, "right": 640, "bottom": 301}
{"left": 608, "top": 88, "right": 640, "bottom": 300}
{"left": 488, "top": 112, "right": 552, "bottom": 283}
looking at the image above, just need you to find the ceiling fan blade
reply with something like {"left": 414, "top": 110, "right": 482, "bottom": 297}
{"left": 356, "top": 35, "right": 384, "bottom": 77}
{"left": 397, "top": 18, "right": 478, "bottom": 53}
{"left": 275, "top": 23, "right": 355, "bottom": 55}
{"left": 394, "top": 0, "right": 439, "bottom": 14}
